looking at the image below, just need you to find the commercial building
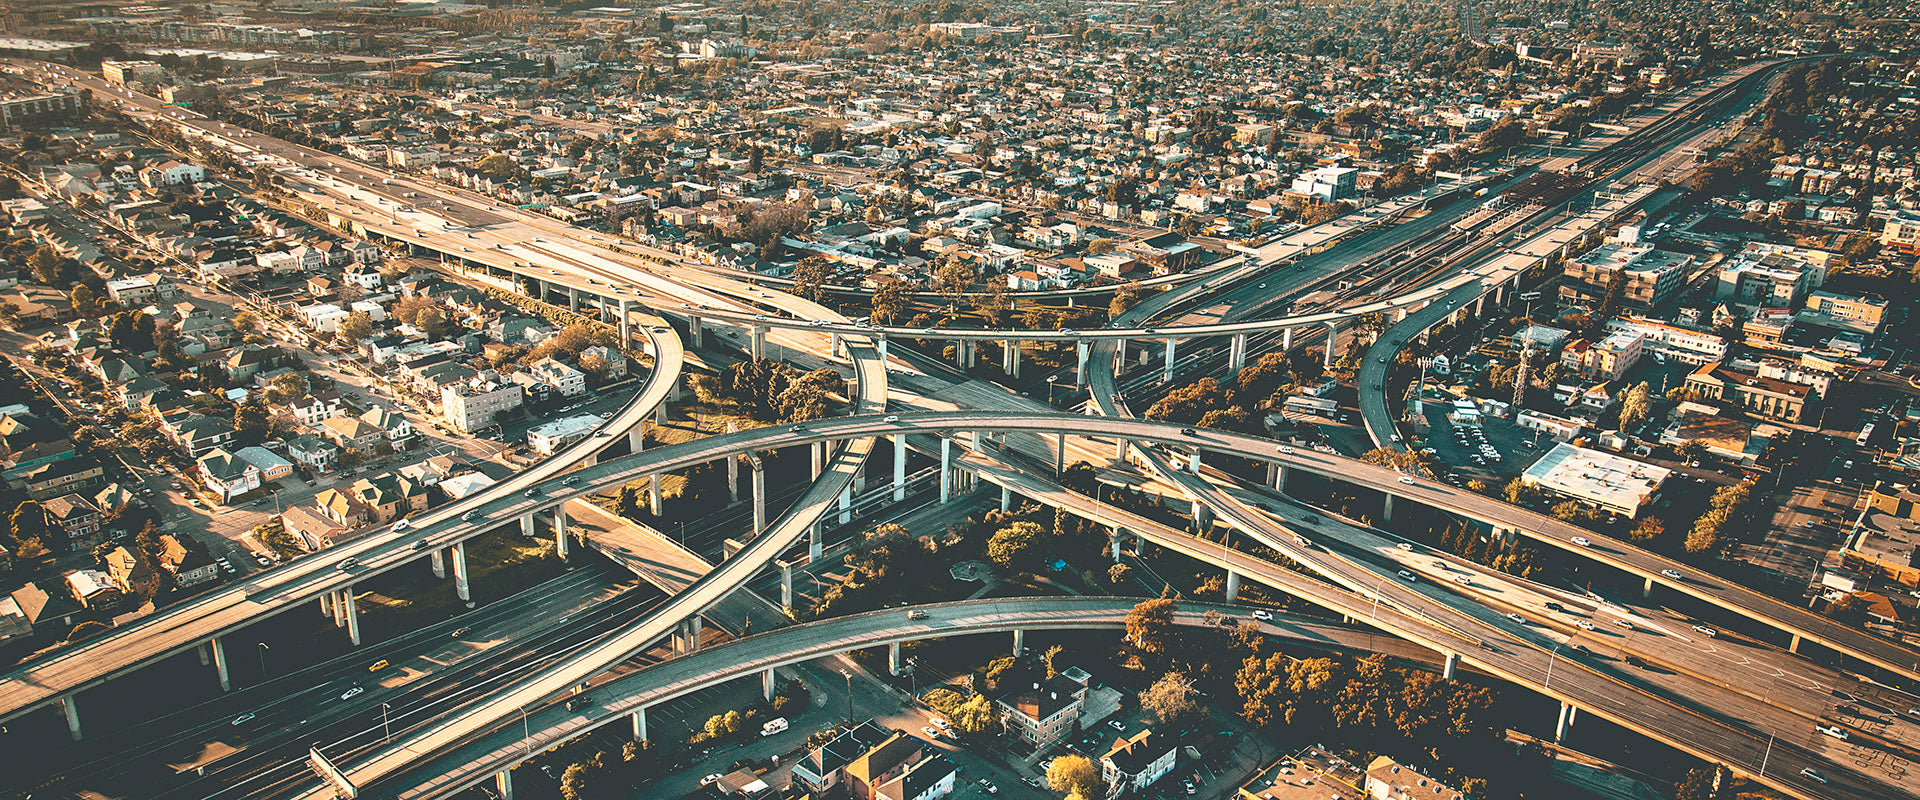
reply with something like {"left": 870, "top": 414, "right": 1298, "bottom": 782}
{"left": 1684, "top": 365, "right": 1811, "bottom": 422}
{"left": 1364, "top": 757, "right": 1471, "bottom": 800}
{"left": 1559, "top": 243, "right": 1692, "bottom": 309}
{"left": 1800, "top": 291, "right": 1889, "bottom": 335}
{"left": 526, "top": 414, "right": 604, "bottom": 456}
{"left": 1714, "top": 242, "right": 1833, "bottom": 309}
{"left": 1235, "top": 746, "right": 1366, "bottom": 800}
{"left": 441, "top": 373, "right": 524, "bottom": 433}
{"left": 1519, "top": 443, "right": 1669, "bottom": 518}
{"left": 1290, "top": 165, "right": 1359, "bottom": 201}
{"left": 1880, "top": 209, "right": 1920, "bottom": 257}
{"left": 0, "top": 90, "right": 87, "bottom": 131}
{"left": 1573, "top": 330, "right": 1642, "bottom": 381}
{"left": 1604, "top": 316, "right": 1727, "bottom": 365}
{"left": 101, "top": 60, "right": 166, "bottom": 86}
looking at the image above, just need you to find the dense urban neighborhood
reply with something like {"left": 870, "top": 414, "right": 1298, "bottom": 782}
{"left": 0, "top": 1, "right": 1913, "bottom": 800}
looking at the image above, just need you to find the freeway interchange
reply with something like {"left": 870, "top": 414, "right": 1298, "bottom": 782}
{"left": 2, "top": 55, "right": 1913, "bottom": 800}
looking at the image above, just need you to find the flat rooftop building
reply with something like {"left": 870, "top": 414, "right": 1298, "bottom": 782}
{"left": 1520, "top": 442, "right": 1670, "bottom": 517}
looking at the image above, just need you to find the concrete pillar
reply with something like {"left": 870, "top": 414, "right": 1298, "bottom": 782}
{"left": 811, "top": 441, "right": 825, "bottom": 480}
{"left": 496, "top": 769, "right": 514, "bottom": 800}
{"left": 685, "top": 615, "right": 703, "bottom": 651}
{"left": 810, "top": 516, "right": 823, "bottom": 562}
{"left": 61, "top": 695, "right": 81, "bottom": 741}
{"left": 1225, "top": 571, "right": 1241, "bottom": 604}
{"left": 343, "top": 588, "right": 361, "bottom": 646}
{"left": 1642, "top": 576, "right": 1654, "bottom": 598}
{"left": 628, "top": 427, "right": 644, "bottom": 454}
{"left": 1189, "top": 497, "right": 1210, "bottom": 532}
{"left": 1230, "top": 333, "right": 1247, "bottom": 371}
{"left": 892, "top": 434, "right": 907, "bottom": 502}
{"left": 763, "top": 668, "right": 777, "bottom": 701}
{"left": 727, "top": 454, "right": 739, "bottom": 503}
{"left": 1324, "top": 322, "right": 1339, "bottom": 368}
{"left": 1116, "top": 437, "right": 1128, "bottom": 462}
{"left": 1012, "top": 628, "right": 1025, "bottom": 656}
{"left": 1110, "top": 533, "right": 1123, "bottom": 562}
{"left": 632, "top": 707, "right": 648, "bottom": 742}
{"left": 779, "top": 560, "right": 795, "bottom": 612}
{"left": 211, "top": 636, "right": 231, "bottom": 692}
{"left": 519, "top": 511, "right": 534, "bottom": 538}
{"left": 618, "top": 299, "right": 631, "bottom": 342}
{"left": 751, "top": 457, "right": 767, "bottom": 535}
{"left": 689, "top": 316, "right": 704, "bottom": 348}
{"left": 1004, "top": 339, "right": 1020, "bottom": 379}
{"left": 1162, "top": 337, "right": 1177, "bottom": 381}
{"left": 1282, "top": 327, "right": 1294, "bottom": 351}
{"left": 1190, "top": 450, "right": 1202, "bottom": 474}
{"left": 889, "top": 642, "right": 904, "bottom": 676}
{"left": 939, "top": 438, "right": 952, "bottom": 503}
{"left": 876, "top": 336, "right": 889, "bottom": 365}
{"left": 1444, "top": 652, "right": 1458, "bottom": 680}
{"left": 1000, "top": 485, "right": 1012, "bottom": 512}
{"left": 567, "top": 285, "right": 579, "bottom": 310}
{"left": 1075, "top": 342, "right": 1090, "bottom": 386}
{"left": 332, "top": 589, "right": 346, "bottom": 627}
{"left": 453, "top": 541, "right": 472, "bottom": 606}
{"left": 1055, "top": 433, "right": 1068, "bottom": 477}
{"left": 1555, "top": 702, "right": 1573, "bottom": 741}
{"left": 430, "top": 548, "right": 446, "bottom": 578}
{"left": 554, "top": 505, "right": 569, "bottom": 561}
{"left": 838, "top": 484, "right": 852, "bottom": 525}
{"left": 649, "top": 473, "right": 664, "bottom": 516}
{"left": 198, "top": 641, "right": 210, "bottom": 666}
{"left": 321, "top": 591, "right": 333, "bottom": 619}
{"left": 1382, "top": 494, "right": 1396, "bottom": 521}
{"left": 749, "top": 325, "right": 766, "bottom": 360}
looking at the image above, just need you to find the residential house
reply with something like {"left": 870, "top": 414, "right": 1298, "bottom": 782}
{"left": 22, "top": 456, "right": 104, "bottom": 500}
{"left": 280, "top": 505, "right": 345, "bottom": 551}
{"left": 286, "top": 433, "right": 340, "bottom": 473}
{"left": 527, "top": 358, "right": 587, "bottom": 397}
{"left": 281, "top": 392, "right": 345, "bottom": 427}
{"left": 1363, "top": 757, "right": 1470, "bottom": 800}
{"left": 312, "top": 487, "right": 370, "bottom": 528}
{"left": 9, "top": 581, "right": 81, "bottom": 633}
{"left": 1102, "top": 730, "right": 1177, "bottom": 794}
{"left": 357, "top": 406, "right": 416, "bottom": 450}
{"left": 163, "top": 413, "right": 236, "bottom": 458}
{"left": 40, "top": 493, "right": 102, "bottom": 541}
{"left": 197, "top": 448, "right": 262, "bottom": 502}
{"left": 994, "top": 673, "right": 1089, "bottom": 746}
{"left": 236, "top": 446, "right": 294, "bottom": 482}
{"left": 320, "top": 415, "right": 384, "bottom": 453}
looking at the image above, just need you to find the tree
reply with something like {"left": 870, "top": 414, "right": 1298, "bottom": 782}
{"left": 871, "top": 280, "right": 910, "bottom": 324}
{"left": 1124, "top": 598, "right": 1178, "bottom": 655}
{"left": 264, "top": 372, "right": 310, "bottom": 405}
{"left": 1501, "top": 478, "right": 1540, "bottom": 506}
{"left": 1673, "top": 440, "right": 1709, "bottom": 463}
{"left": 1139, "top": 671, "right": 1201, "bottom": 727}
{"left": 108, "top": 311, "right": 157, "bottom": 353}
{"left": 1107, "top": 563, "right": 1133, "bottom": 586}
{"left": 1109, "top": 282, "right": 1147, "bottom": 317}
{"left": 559, "top": 764, "right": 591, "bottom": 800}
{"left": 336, "top": 311, "right": 374, "bottom": 347}
{"left": 1618, "top": 381, "right": 1653, "bottom": 432}
{"left": 234, "top": 402, "right": 271, "bottom": 446}
{"left": 949, "top": 693, "right": 997, "bottom": 735}
{"left": 1047, "top": 754, "right": 1105, "bottom": 798}
{"left": 790, "top": 256, "right": 832, "bottom": 301}
{"left": 7, "top": 501, "right": 47, "bottom": 550}
{"left": 987, "top": 521, "right": 1044, "bottom": 572}
{"left": 70, "top": 284, "right": 98, "bottom": 316}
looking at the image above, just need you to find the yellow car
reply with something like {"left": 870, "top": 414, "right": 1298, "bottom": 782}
{"left": 368, "top": 660, "right": 390, "bottom": 673}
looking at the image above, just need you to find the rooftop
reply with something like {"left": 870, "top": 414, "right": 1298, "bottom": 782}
{"left": 1520, "top": 442, "right": 1670, "bottom": 512}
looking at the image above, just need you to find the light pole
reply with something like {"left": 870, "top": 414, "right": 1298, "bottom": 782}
{"left": 520, "top": 706, "right": 531, "bottom": 757}
{"left": 380, "top": 702, "right": 392, "bottom": 741}
{"left": 256, "top": 642, "right": 269, "bottom": 678}
{"left": 1544, "top": 641, "right": 1564, "bottom": 691}
{"left": 1758, "top": 731, "right": 1775, "bottom": 777}
{"left": 1046, "top": 374, "right": 1058, "bottom": 405}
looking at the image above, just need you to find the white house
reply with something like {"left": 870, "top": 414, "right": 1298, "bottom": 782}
{"left": 197, "top": 448, "right": 262, "bottom": 503}
{"left": 528, "top": 358, "right": 587, "bottom": 397}
{"left": 1101, "top": 730, "right": 1176, "bottom": 794}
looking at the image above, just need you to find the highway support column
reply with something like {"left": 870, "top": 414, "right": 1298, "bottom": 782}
{"left": 1162, "top": 338, "right": 1177, "bottom": 382}
{"left": 496, "top": 769, "right": 513, "bottom": 800}
{"left": 892, "top": 434, "right": 907, "bottom": 503}
{"left": 1229, "top": 333, "right": 1248, "bottom": 372}
{"left": 632, "top": 707, "right": 648, "bottom": 742}
{"left": 726, "top": 452, "right": 739, "bottom": 503}
{"left": 939, "top": 438, "right": 953, "bottom": 503}
{"left": 1642, "top": 576, "right": 1654, "bottom": 598}
{"left": 811, "top": 441, "right": 824, "bottom": 480}
{"left": 1555, "top": 702, "right": 1577, "bottom": 741}
{"left": 430, "top": 548, "right": 445, "bottom": 579}
{"left": 61, "top": 695, "right": 81, "bottom": 741}
{"left": 553, "top": 505, "right": 569, "bottom": 561}
{"left": 649, "top": 473, "right": 664, "bottom": 517}
{"left": 889, "top": 642, "right": 903, "bottom": 676}
{"left": 453, "top": 541, "right": 473, "bottom": 607}
{"left": 628, "top": 426, "right": 644, "bottom": 456}
{"left": 750, "top": 456, "right": 767, "bottom": 536}
{"left": 1075, "top": 341, "right": 1090, "bottom": 386}
{"left": 519, "top": 511, "right": 534, "bottom": 538}
{"left": 1443, "top": 652, "right": 1458, "bottom": 681}
{"left": 1012, "top": 628, "right": 1025, "bottom": 656}
{"left": 1225, "top": 571, "right": 1241, "bottom": 604}
{"left": 838, "top": 484, "right": 852, "bottom": 525}
{"left": 1324, "top": 322, "right": 1340, "bottom": 368}
{"left": 1055, "top": 433, "right": 1067, "bottom": 478}
{"left": 1282, "top": 327, "right": 1294, "bottom": 351}
{"left": 211, "top": 636, "right": 231, "bottom": 692}
{"left": 1790, "top": 634, "right": 1802, "bottom": 653}
{"left": 1004, "top": 339, "right": 1020, "bottom": 379}
{"left": 763, "top": 668, "right": 777, "bottom": 701}
{"left": 1000, "top": 485, "right": 1012, "bottom": 512}
{"left": 876, "top": 335, "right": 889, "bottom": 365}
{"left": 1382, "top": 494, "right": 1396, "bottom": 522}
{"left": 343, "top": 588, "right": 361, "bottom": 646}
{"left": 749, "top": 325, "right": 766, "bottom": 360}
{"left": 689, "top": 316, "right": 704, "bottom": 348}
{"left": 778, "top": 559, "right": 795, "bottom": 613}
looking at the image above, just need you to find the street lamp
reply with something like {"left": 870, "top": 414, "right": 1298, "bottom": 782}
{"left": 1544, "top": 640, "right": 1564, "bottom": 691}
{"left": 256, "top": 642, "right": 269, "bottom": 679}
{"left": 521, "top": 706, "right": 531, "bottom": 756}
{"left": 1046, "top": 374, "right": 1059, "bottom": 405}
{"left": 380, "top": 702, "right": 392, "bottom": 742}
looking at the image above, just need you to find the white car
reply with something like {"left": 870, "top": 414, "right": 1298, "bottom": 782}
{"left": 1505, "top": 613, "right": 1526, "bottom": 624}
{"left": 1277, "top": 445, "right": 1294, "bottom": 454}
{"left": 701, "top": 774, "right": 724, "bottom": 786}
{"left": 1397, "top": 476, "right": 1415, "bottom": 485}
{"left": 1570, "top": 536, "right": 1591, "bottom": 547}
{"left": 1396, "top": 542, "right": 1414, "bottom": 551}
{"left": 1691, "top": 625, "right": 1717, "bottom": 638}
{"left": 339, "top": 686, "right": 364, "bottom": 701}
{"left": 1661, "top": 569, "right": 1683, "bottom": 579}
{"left": 1251, "top": 610, "right": 1273, "bottom": 621}
{"left": 1817, "top": 725, "right": 1849, "bottom": 740}
{"left": 1801, "top": 768, "right": 1827, "bottom": 783}
{"left": 1575, "top": 620, "right": 1595, "bottom": 631}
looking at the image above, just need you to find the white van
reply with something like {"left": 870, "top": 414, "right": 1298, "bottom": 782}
{"left": 761, "top": 718, "right": 789, "bottom": 737}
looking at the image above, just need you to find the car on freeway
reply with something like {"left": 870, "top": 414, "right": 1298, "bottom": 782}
{"left": 907, "top": 610, "right": 928, "bottom": 620}
{"left": 1505, "top": 613, "right": 1526, "bottom": 624}
{"left": 1691, "top": 625, "right": 1717, "bottom": 638}
{"left": 1397, "top": 570, "right": 1417, "bottom": 582}
{"left": 1570, "top": 536, "right": 1591, "bottom": 547}
{"left": 1277, "top": 445, "right": 1294, "bottom": 454}
{"left": 1817, "top": 725, "right": 1849, "bottom": 740}
{"left": 701, "top": 774, "right": 723, "bottom": 786}
{"left": 1251, "top": 610, "right": 1273, "bottom": 621}
{"left": 461, "top": 510, "right": 478, "bottom": 521}
{"left": 883, "top": 415, "right": 900, "bottom": 423}
{"left": 339, "top": 686, "right": 364, "bottom": 701}
{"left": 1660, "top": 569, "right": 1682, "bottom": 579}
{"left": 336, "top": 557, "right": 358, "bottom": 571}
{"left": 1800, "top": 768, "right": 1827, "bottom": 783}
{"left": 1575, "top": 620, "right": 1595, "bottom": 631}
{"left": 230, "top": 713, "right": 256, "bottom": 726}
{"left": 1452, "top": 574, "right": 1472, "bottom": 585}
